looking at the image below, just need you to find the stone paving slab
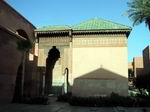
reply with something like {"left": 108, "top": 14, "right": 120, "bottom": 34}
{"left": 0, "top": 98, "right": 150, "bottom": 112}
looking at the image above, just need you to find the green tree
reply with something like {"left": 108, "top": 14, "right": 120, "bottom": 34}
{"left": 127, "top": 0, "right": 150, "bottom": 29}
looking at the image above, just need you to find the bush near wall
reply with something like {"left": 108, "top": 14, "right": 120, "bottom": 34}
{"left": 58, "top": 93, "right": 150, "bottom": 107}
{"left": 57, "top": 92, "right": 72, "bottom": 102}
{"left": 69, "top": 93, "right": 135, "bottom": 107}
{"left": 135, "top": 73, "right": 150, "bottom": 95}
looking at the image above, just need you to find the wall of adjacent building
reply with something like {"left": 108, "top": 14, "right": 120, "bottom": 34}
{"left": 128, "top": 62, "right": 133, "bottom": 71}
{"left": 0, "top": 1, "right": 36, "bottom": 103}
{"left": 133, "top": 57, "right": 144, "bottom": 77}
{"left": 0, "top": 28, "right": 22, "bottom": 103}
{"left": 143, "top": 45, "right": 150, "bottom": 75}
{"left": 0, "top": 1, "right": 35, "bottom": 42}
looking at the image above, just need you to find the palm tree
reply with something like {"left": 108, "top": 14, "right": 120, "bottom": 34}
{"left": 127, "top": 0, "right": 150, "bottom": 30}
{"left": 12, "top": 39, "right": 32, "bottom": 102}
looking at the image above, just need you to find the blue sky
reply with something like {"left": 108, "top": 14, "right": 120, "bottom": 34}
{"left": 6, "top": 0, "right": 150, "bottom": 61}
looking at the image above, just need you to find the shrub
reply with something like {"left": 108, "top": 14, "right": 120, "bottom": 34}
{"left": 57, "top": 92, "right": 72, "bottom": 102}
{"left": 69, "top": 93, "right": 135, "bottom": 107}
{"left": 57, "top": 92, "right": 150, "bottom": 107}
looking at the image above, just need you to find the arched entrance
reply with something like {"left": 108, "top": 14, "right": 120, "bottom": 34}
{"left": 44, "top": 46, "right": 60, "bottom": 96}
{"left": 16, "top": 29, "right": 28, "bottom": 38}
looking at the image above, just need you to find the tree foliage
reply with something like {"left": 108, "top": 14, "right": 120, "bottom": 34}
{"left": 17, "top": 40, "right": 32, "bottom": 51}
{"left": 127, "top": 0, "right": 150, "bottom": 29}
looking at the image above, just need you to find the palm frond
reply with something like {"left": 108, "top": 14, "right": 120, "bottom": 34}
{"left": 17, "top": 40, "right": 32, "bottom": 51}
{"left": 127, "top": 0, "right": 150, "bottom": 28}
{"left": 145, "top": 18, "right": 150, "bottom": 30}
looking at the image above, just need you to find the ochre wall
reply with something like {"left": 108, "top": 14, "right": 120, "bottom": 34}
{"left": 72, "top": 47, "right": 128, "bottom": 79}
{"left": 71, "top": 34, "right": 128, "bottom": 96}
{"left": 37, "top": 33, "right": 129, "bottom": 96}
{"left": 133, "top": 57, "right": 143, "bottom": 77}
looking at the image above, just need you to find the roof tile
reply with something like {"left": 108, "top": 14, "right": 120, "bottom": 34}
{"left": 36, "top": 18, "right": 131, "bottom": 31}
{"left": 72, "top": 18, "right": 131, "bottom": 30}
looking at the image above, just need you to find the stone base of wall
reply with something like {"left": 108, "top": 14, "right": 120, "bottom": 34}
{"left": 72, "top": 78, "right": 128, "bottom": 97}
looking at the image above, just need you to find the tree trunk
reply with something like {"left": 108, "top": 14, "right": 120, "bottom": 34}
{"left": 12, "top": 52, "right": 26, "bottom": 102}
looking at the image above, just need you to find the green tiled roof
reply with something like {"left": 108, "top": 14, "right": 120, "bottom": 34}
{"left": 72, "top": 18, "right": 131, "bottom": 30}
{"left": 36, "top": 25, "right": 71, "bottom": 31}
{"left": 36, "top": 18, "right": 131, "bottom": 31}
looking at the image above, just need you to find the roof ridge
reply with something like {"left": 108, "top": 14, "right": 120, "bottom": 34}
{"left": 72, "top": 18, "right": 131, "bottom": 30}
{"left": 98, "top": 18, "right": 132, "bottom": 29}
{"left": 36, "top": 25, "right": 71, "bottom": 31}
{"left": 71, "top": 18, "right": 115, "bottom": 25}
{"left": 38, "top": 25, "right": 70, "bottom": 28}
{"left": 36, "top": 18, "right": 132, "bottom": 31}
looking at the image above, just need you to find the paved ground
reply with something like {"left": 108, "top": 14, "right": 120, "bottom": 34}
{"left": 0, "top": 97, "right": 149, "bottom": 112}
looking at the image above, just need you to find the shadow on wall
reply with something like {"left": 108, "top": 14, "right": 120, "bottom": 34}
{"left": 45, "top": 46, "right": 60, "bottom": 96}
{"left": 136, "top": 68, "right": 144, "bottom": 76}
{"left": 23, "top": 54, "right": 38, "bottom": 98}
{"left": 0, "top": 28, "right": 10, "bottom": 47}
{"left": 72, "top": 68, "right": 128, "bottom": 97}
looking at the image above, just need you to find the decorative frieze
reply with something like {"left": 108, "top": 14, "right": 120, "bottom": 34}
{"left": 39, "top": 36, "right": 71, "bottom": 47}
{"left": 72, "top": 35, "right": 127, "bottom": 47}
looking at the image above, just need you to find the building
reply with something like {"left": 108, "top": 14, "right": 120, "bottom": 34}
{"left": 128, "top": 62, "right": 134, "bottom": 87}
{"left": 128, "top": 57, "right": 144, "bottom": 88}
{"left": 0, "top": 0, "right": 133, "bottom": 101}
{"left": 0, "top": 1, "right": 36, "bottom": 103}
{"left": 128, "top": 57, "right": 144, "bottom": 77}
{"left": 128, "top": 62, "right": 133, "bottom": 77}
{"left": 129, "top": 46, "right": 150, "bottom": 77}
{"left": 35, "top": 18, "right": 131, "bottom": 97}
{"left": 133, "top": 57, "right": 144, "bottom": 77}
{"left": 143, "top": 45, "right": 150, "bottom": 75}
